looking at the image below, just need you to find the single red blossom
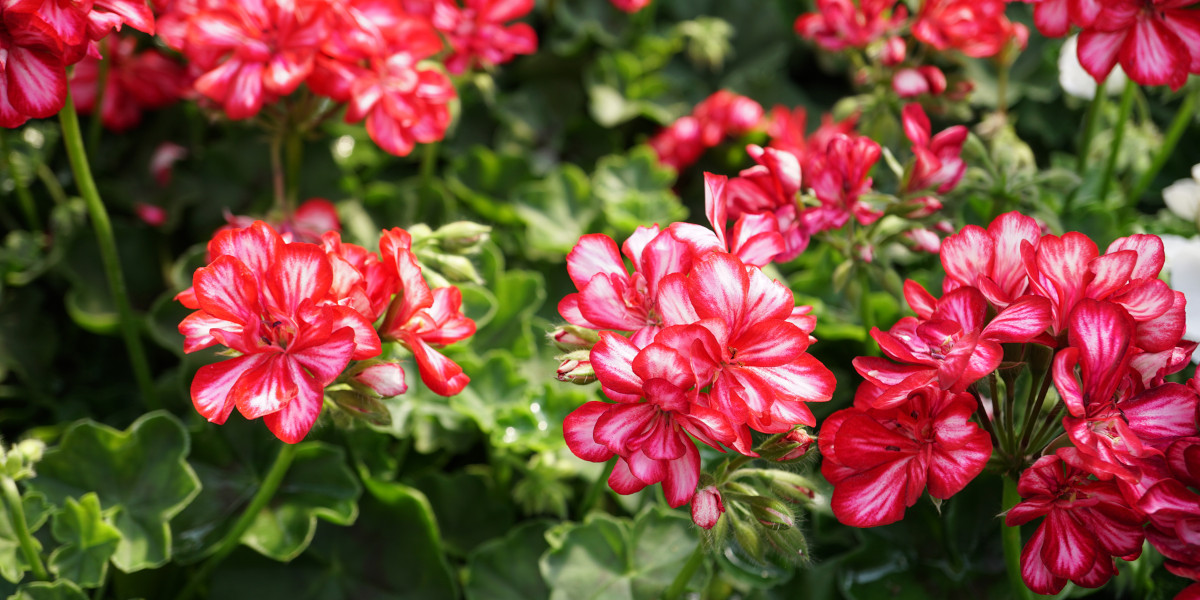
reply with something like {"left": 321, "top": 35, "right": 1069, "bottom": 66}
{"left": 940, "top": 211, "right": 1042, "bottom": 308}
{"left": 669, "top": 171, "right": 788, "bottom": 266}
{"left": 765, "top": 106, "right": 859, "bottom": 172}
{"left": 320, "top": 230, "right": 395, "bottom": 322}
{"left": 820, "top": 385, "right": 992, "bottom": 527}
{"left": 794, "top": 0, "right": 908, "bottom": 52}
{"left": 807, "top": 133, "right": 883, "bottom": 228}
{"left": 70, "top": 34, "right": 188, "bottom": 132}
{"left": 1018, "top": 0, "right": 1102, "bottom": 37}
{"left": 721, "top": 147, "right": 809, "bottom": 262}
{"left": 0, "top": 6, "right": 70, "bottom": 127}
{"left": 430, "top": 0, "right": 536, "bottom": 74}
{"left": 901, "top": 103, "right": 967, "bottom": 194}
{"left": 1006, "top": 451, "right": 1145, "bottom": 595}
{"left": 178, "top": 221, "right": 381, "bottom": 443}
{"left": 377, "top": 227, "right": 475, "bottom": 396}
{"left": 912, "top": 0, "right": 1028, "bottom": 58}
{"left": 648, "top": 91, "right": 764, "bottom": 172}
{"left": 1076, "top": 0, "right": 1200, "bottom": 90}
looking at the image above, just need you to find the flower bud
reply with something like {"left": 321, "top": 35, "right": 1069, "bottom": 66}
{"left": 421, "top": 253, "right": 483, "bottom": 284}
{"left": 436, "top": 221, "right": 492, "bottom": 254}
{"left": 691, "top": 486, "right": 725, "bottom": 529}
{"left": 549, "top": 325, "right": 600, "bottom": 352}
{"left": 763, "top": 471, "right": 819, "bottom": 504}
{"left": 881, "top": 36, "right": 906, "bottom": 66}
{"left": 348, "top": 360, "right": 408, "bottom": 398}
{"left": 3, "top": 438, "right": 45, "bottom": 480}
{"left": 327, "top": 389, "right": 393, "bottom": 427}
{"left": 763, "top": 524, "right": 810, "bottom": 566}
{"left": 776, "top": 428, "right": 815, "bottom": 462}
{"left": 747, "top": 496, "right": 795, "bottom": 529}
{"left": 556, "top": 350, "right": 596, "bottom": 384}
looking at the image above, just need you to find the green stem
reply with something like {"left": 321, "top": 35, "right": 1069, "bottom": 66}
{"left": 59, "top": 90, "right": 158, "bottom": 410}
{"left": 988, "top": 372, "right": 1010, "bottom": 454}
{"left": 1075, "top": 83, "right": 1106, "bottom": 175}
{"left": 1096, "top": 79, "right": 1138, "bottom": 205}
{"left": 1, "top": 476, "right": 49, "bottom": 581}
{"left": 995, "top": 56, "right": 1010, "bottom": 119}
{"left": 284, "top": 130, "right": 302, "bottom": 210}
{"left": 858, "top": 266, "right": 878, "bottom": 357}
{"left": 1002, "top": 476, "right": 1035, "bottom": 600}
{"left": 1017, "top": 362, "right": 1055, "bottom": 456}
{"left": 1027, "top": 403, "right": 1067, "bottom": 456}
{"left": 177, "top": 442, "right": 299, "bottom": 600}
{"left": 1128, "top": 89, "right": 1199, "bottom": 204}
{"left": 88, "top": 38, "right": 111, "bottom": 153}
{"left": 0, "top": 130, "right": 41, "bottom": 232}
{"left": 269, "top": 131, "right": 287, "bottom": 216}
{"left": 662, "top": 542, "right": 705, "bottom": 600}
{"left": 420, "top": 142, "right": 439, "bottom": 185}
{"left": 575, "top": 456, "right": 617, "bottom": 518}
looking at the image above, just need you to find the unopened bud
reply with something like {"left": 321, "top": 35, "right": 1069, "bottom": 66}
{"left": 422, "top": 253, "right": 483, "bottom": 284}
{"left": 556, "top": 350, "right": 595, "bottom": 384}
{"left": 348, "top": 360, "right": 408, "bottom": 398}
{"left": 3, "top": 438, "right": 45, "bottom": 480}
{"left": 763, "top": 524, "right": 810, "bottom": 566}
{"left": 549, "top": 326, "right": 601, "bottom": 352}
{"left": 748, "top": 496, "right": 794, "bottom": 529}
{"left": 691, "top": 486, "right": 725, "bottom": 529}
{"left": 776, "top": 429, "right": 815, "bottom": 462}
{"left": 436, "top": 221, "right": 491, "bottom": 254}
{"left": 328, "top": 389, "right": 393, "bottom": 427}
{"left": 881, "top": 36, "right": 906, "bottom": 66}
{"left": 764, "top": 471, "right": 819, "bottom": 504}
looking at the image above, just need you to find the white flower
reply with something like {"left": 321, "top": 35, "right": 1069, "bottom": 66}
{"left": 1164, "top": 164, "right": 1200, "bottom": 223}
{"left": 1058, "top": 35, "right": 1127, "bottom": 100}
{"left": 1160, "top": 234, "right": 1200, "bottom": 362}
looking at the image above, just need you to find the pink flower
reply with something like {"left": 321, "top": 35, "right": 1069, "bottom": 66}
{"left": 939, "top": 211, "right": 1042, "bottom": 308}
{"left": 892, "top": 66, "right": 947, "bottom": 98}
{"left": 1006, "top": 451, "right": 1145, "bottom": 595}
{"left": 0, "top": 7, "right": 69, "bottom": 127}
{"left": 70, "top": 35, "right": 188, "bottom": 132}
{"left": 669, "top": 171, "right": 787, "bottom": 266}
{"left": 1020, "top": 0, "right": 1102, "bottom": 38}
{"left": 794, "top": 0, "right": 907, "bottom": 52}
{"left": 765, "top": 106, "right": 858, "bottom": 172}
{"left": 901, "top": 103, "right": 967, "bottom": 194}
{"left": 691, "top": 486, "right": 725, "bottom": 529}
{"left": 609, "top": 0, "right": 650, "bottom": 13}
{"left": 807, "top": 133, "right": 883, "bottom": 228}
{"left": 722, "top": 147, "right": 809, "bottom": 262}
{"left": 178, "top": 221, "right": 380, "bottom": 443}
{"left": 820, "top": 385, "right": 992, "bottom": 527}
{"left": 648, "top": 91, "right": 764, "bottom": 171}
{"left": 430, "top": 0, "right": 536, "bottom": 74}
{"left": 377, "top": 228, "right": 475, "bottom": 396}
{"left": 1075, "top": 0, "right": 1200, "bottom": 90}
{"left": 912, "top": 0, "right": 1028, "bottom": 58}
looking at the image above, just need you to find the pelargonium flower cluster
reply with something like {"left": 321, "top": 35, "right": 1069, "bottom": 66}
{"left": 1024, "top": 0, "right": 1200, "bottom": 89}
{"left": 70, "top": 34, "right": 190, "bottom": 132}
{"left": 559, "top": 173, "right": 836, "bottom": 517}
{"left": 0, "top": 0, "right": 154, "bottom": 127}
{"left": 647, "top": 90, "right": 763, "bottom": 171}
{"left": 177, "top": 220, "right": 475, "bottom": 443}
{"left": 826, "top": 211, "right": 1200, "bottom": 595}
{"left": 154, "top": 0, "right": 536, "bottom": 155}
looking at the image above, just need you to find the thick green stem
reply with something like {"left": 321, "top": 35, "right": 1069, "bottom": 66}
{"left": 662, "top": 542, "right": 705, "bottom": 600}
{"left": 269, "top": 132, "right": 288, "bottom": 216}
{"left": 420, "top": 142, "right": 439, "bottom": 185}
{"left": 177, "top": 442, "right": 299, "bottom": 600}
{"left": 1, "top": 476, "right": 49, "bottom": 581}
{"left": 1129, "top": 89, "right": 1199, "bottom": 204}
{"left": 1096, "top": 79, "right": 1138, "bottom": 205}
{"left": 284, "top": 130, "right": 302, "bottom": 209}
{"left": 0, "top": 131, "right": 41, "bottom": 232}
{"left": 1002, "top": 476, "right": 1035, "bottom": 600}
{"left": 59, "top": 90, "right": 158, "bottom": 410}
{"left": 1075, "top": 84, "right": 1106, "bottom": 175}
{"left": 988, "top": 372, "right": 1010, "bottom": 454}
{"left": 1017, "top": 362, "right": 1056, "bottom": 456}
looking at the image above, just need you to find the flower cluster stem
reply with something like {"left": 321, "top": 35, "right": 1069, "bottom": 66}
{"left": 1, "top": 475, "right": 49, "bottom": 581}
{"left": 1001, "top": 476, "right": 1034, "bottom": 600}
{"left": 59, "top": 89, "right": 158, "bottom": 411}
{"left": 1096, "top": 79, "right": 1137, "bottom": 205}
{"left": 662, "top": 541, "right": 705, "bottom": 600}
{"left": 177, "top": 442, "right": 299, "bottom": 600}
{"left": 1128, "top": 88, "right": 1198, "bottom": 204}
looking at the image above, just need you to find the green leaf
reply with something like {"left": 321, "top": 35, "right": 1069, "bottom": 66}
{"left": 26, "top": 412, "right": 200, "bottom": 572}
{"left": 541, "top": 508, "right": 699, "bottom": 600}
{"left": 513, "top": 164, "right": 597, "bottom": 260}
{"left": 47, "top": 493, "right": 120, "bottom": 588}
{"left": 6, "top": 580, "right": 87, "bottom": 600}
{"left": 446, "top": 146, "right": 534, "bottom": 226}
{"left": 592, "top": 148, "right": 685, "bottom": 236}
{"left": 0, "top": 492, "right": 50, "bottom": 583}
{"left": 411, "top": 470, "right": 515, "bottom": 557}
{"left": 208, "top": 478, "right": 457, "bottom": 600}
{"left": 470, "top": 269, "right": 546, "bottom": 359}
{"left": 465, "top": 520, "right": 551, "bottom": 600}
{"left": 172, "top": 422, "right": 360, "bottom": 563}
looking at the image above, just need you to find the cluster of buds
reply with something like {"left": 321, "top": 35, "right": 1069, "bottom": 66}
{"left": 0, "top": 439, "right": 46, "bottom": 482}
{"left": 177, "top": 220, "right": 477, "bottom": 443}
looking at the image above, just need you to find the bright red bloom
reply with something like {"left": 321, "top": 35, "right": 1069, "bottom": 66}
{"left": 901, "top": 103, "right": 967, "bottom": 194}
{"left": 723, "top": 146, "right": 809, "bottom": 262}
{"left": 892, "top": 65, "right": 948, "bottom": 98}
{"left": 86, "top": 0, "right": 155, "bottom": 39}
{"left": 1076, "top": 0, "right": 1200, "bottom": 90}
{"left": 1019, "top": 0, "right": 1102, "bottom": 37}
{"left": 765, "top": 106, "right": 858, "bottom": 172}
{"left": 1006, "top": 451, "right": 1145, "bottom": 595}
{"left": 430, "top": 0, "right": 536, "bottom": 74}
{"left": 648, "top": 90, "right": 764, "bottom": 171}
{"left": 939, "top": 211, "right": 1042, "bottom": 308}
{"left": 70, "top": 35, "right": 188, "bottom": 132}
{"left": 794, "top": 0, "right": 907, "bottom": 52}
{"left": 807, "top": 133, "right": 883, "bottom": 228}
{"left": 178, "top": 221, "right": 380, "bottom": 443}
{"left": 669, "top": 171, "right": 787, "bottom": 266}
{"left": 377, "top": 227, "right": 475, "bottom": 396}
{"left": 182, "top": 0, "right": 328, "bottom": 119}
{"left": 820, "top": 385, "right": 992, "bottom": 527}
{"left": 912, "top": 0, "right": 1028, "bottom": 58}
{"left": 609, "top": 0, "right": 650, "bottom": 13}
{"left": 0, "top": 6, "right": 70, "bottom": 127}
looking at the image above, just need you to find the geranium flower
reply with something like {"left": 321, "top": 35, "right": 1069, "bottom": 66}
{"left": 807, "top": 133, "right": 883, "bottom": 228}
{"left": 0, "top": 7, "right": 70, "bottom": 127}
{"left": 820, "top": 385, "right": 992, "bottom": 527}
{"left": 70, "top": 34, "right": 189, "bottom": 132}
{"left": 430, "top": 0, "right": 536, "bottom": 74}
{"left": 670, "top": 171, "right": 788, "bottom": 266}
{"left": 1076, "top": 0, "right": 1200, "bottom": 90}
{"left": 912, "top": 0, "right": 1028, "bottom": 58}
{"left": 939, "top": 211, "right": 1042, "bottom": 308}
{"left": 1006, "top": 451, "right": 1145, "bottom": 595}
{"left": 901, "top": 103, "right": 967, "bottom": 194}
{"left": 794, "top": 0, "right": 908, "bottom": 52}
{"left": 648, "top": 90, "right": 763, "bottom": 171}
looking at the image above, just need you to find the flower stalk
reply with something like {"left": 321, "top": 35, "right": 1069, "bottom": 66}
{"left": 1128, "top": 88, "right": 1198, "bottom": 204}
{"left": 1096, "top": 79, "right": 1137, "bottom": 205}
{"left": 59, "top": 88, "right": 159, "bottom": 411}
{"left": 1, "top": 475, "right": 49, "bottom": 581}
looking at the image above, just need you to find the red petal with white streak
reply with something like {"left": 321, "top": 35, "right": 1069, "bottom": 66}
{"left": 591, "top": 332, "right": 644, "bottom": 401}
{"left": 1107, "top": 234, "right": 1165, "bottom": 280}
{"left": 1021, "top": 525, "right": 1069, "bottom": 595}
{"left": 563, "top": 401, "right": 615, "bottom": 462}
{"left": 940, "top": 225, "right": 993, "bottom": 290}
{"left": 689, "top": 253, "right": 748, "bottom": 329}
{"left": 662, "top": 441, "right": 700, "bottom": 508}
{"left": 607, "top": 457, "right": 648, "bottom": 495}
{"left": 194, "top": 255, "right": 261, "bottom": 324}
{"left": 191, "top": 354, "right": 266, "bottom": 424}
{"left": 1034, "top": 0, "right": 1071, "bottom": 37}
{"left": 1052, "top": 347, "right": 1086, "bottom": 417}
{"left": 6, "top": 45, "right": 67, "bottom": 119}
{"left": 179, "top": 310, "right": 242, "bottom": 354}
{"left": 743, "top": 267, "right": 795, "bottom": 325}
{"left": 742, "top": 355, "right": 836, "bottom": 408}
{"left": 1068, "top": 299, "right": 1133, "bottom": 403}
{"left": 731, "top": 320, "right": 807, "bottom": 366}
{"left": 290, "top": 326, "right": 356, "bottom": 386}
{"left": 655, "top": 274, "right": 698, "bottom": 327}
{"left": 1077, "top": 29, "right": 1126, "bottom": 83}
{"left": 208, "top": 221, "right": 282, "bottom": 277}
{"left": 594, "top": 402, "right": 657, "bottom": 453}
{"left": 1111, "top": 278, "right": 1175, "bottom": 321}
{"left": 91, "top": 0, "right": 155, "bottom": 35}
{"left": 1085, "top": 250, "right": 1136, "bottom": 300}
{"left": 566, "top": 234, "right": 626, "bottom": 289}
{"left": 266, "top": 243, "right": 333, "bottom": 314}
{"left": 982, "top": 297, "right": 1051, "bottom": 343}
{"left": 1040, "top": 510, "right": 1096, "bottom": 579}
{"left": 1119, "top": 16, "right": 1188, "bottom": 88}
{"left": 262, "top": 375, "right": 325, "bottom": 443}
{"left": 1122, "top": 382, "right": 1200, "bottom": 443}
{"left": 703, "top": 172, "right": 729, "bottom": 249}
{"left": 631, "top": 344, "right": 695, "bottom": 390}
{"left": 231, "top": 352, "right": 309, "bottom": 419}
{"left": 830, "top": 455, "right": 916, "bottom": 527}
{"left": 1162, "top": 8, "right": 1200, "bottom": 72}
{"left": 903, "top": 280, "right": 937, "bottom": 320}
{"left": 577, "top": 275, "right": 647, "bottom": 331}
{"left": 403, "top": 333, "right": 470, "bottom": 396}
{"left": 1136, "top": 291, "right": 1187, "bottom": 353}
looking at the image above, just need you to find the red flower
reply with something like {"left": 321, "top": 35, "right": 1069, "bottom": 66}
{"left": 70, "top": 35, "right": 188, "bottom": 132}
{"left": 609, "top": 0, "right": 650, "bottom": 13}
{"left": 669, "top": 171, "right": 787, "bottom": 266}
{"left": 648, "top": 90, "right": 763, "bottom": 171}
{"left": 820, "top": 385, "right": 992, "bottom": 527}
{"left": 1076, "top": 0, "right": 1200, "bottom": 90}
{"left": 892, "top": 66, "right": 947, "bottom": 98}
{"left": 1019, "top": 0, "right": 1102, "bottom": 37}
{"left": 912, "top": 0, "right": 1028, "bottom": 58}
{"left": 794, "top": 0, "right": 907, "bottom": 52}
{"left": 377, "top": 228, "right": 475, "bottom": 396}
{"left": 723, "top": 147, "right": 809, "bottom": 262}
{"left": 939, "top": 211, "right": 1042, "bottom": 308}
{"left": 430, "top": 0, "right": 536, "bottom": 74}
{"left": 807, "top": 133, "right": 883, "bottom": 228}
{"left": 0, "top": 6, "right": 69, "bottom": 127}
{"left": 178, "top": 221, "right": 380, "bottom": 443}
{"left": 1006, "top": 451, "right": 1145, "bottom": 595}
{"left": 901, "top": 103, "right": 967, "bottom": 194}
